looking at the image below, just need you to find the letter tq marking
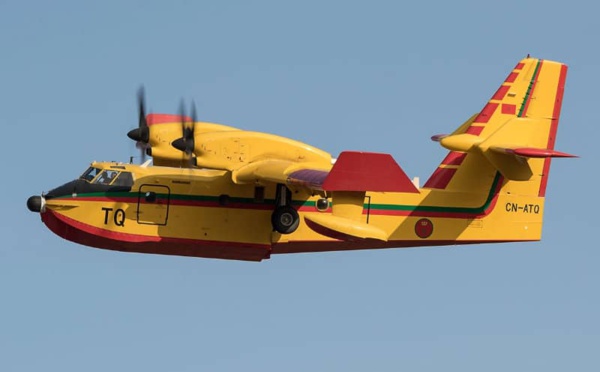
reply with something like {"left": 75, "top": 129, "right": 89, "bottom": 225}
{"left": 101, "top": 207, "right": 126, "bottom": 227}
{"left": 102, "top": 207, "right": 113, "bottom": 224}
{"left": 114, "top": 208, "right": 126, "bottom": 227}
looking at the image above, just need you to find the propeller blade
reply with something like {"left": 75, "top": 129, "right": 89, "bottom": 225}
{"left": 191, "top": 101, "right": 197, "bottom": 129}
{"left": 172, "top": 99, "right": 196, "bottom": 156}
{"left": 127, "top": 86, "right": 150, "bottom": 164}
{"left": 128, "top": 86, "right": 150, "bottom": 143}
{"left": 187, "top": 101, "right": 197, "bottom": 168}
{"left": 138, "top": 86, "right": 147, "bottom": 129}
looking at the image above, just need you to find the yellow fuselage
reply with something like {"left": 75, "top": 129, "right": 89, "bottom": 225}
{"left": 38, "top": 161, "right": 543, "bottom": 262}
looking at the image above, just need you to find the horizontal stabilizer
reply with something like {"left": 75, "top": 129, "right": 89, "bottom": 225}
{"left": 430, "top": 113, "right": 479, "bottom": 142}
{"left": 489, "top": 146, "right": 577, "bottom": 158}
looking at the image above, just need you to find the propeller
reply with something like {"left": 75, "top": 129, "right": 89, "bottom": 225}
{"left": 172, "top": 99, "right": 197, "bottom": 157}
{"left": 127, "top": 86, "right": 150, "bottom": 163}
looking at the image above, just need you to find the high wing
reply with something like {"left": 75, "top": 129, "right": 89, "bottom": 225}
{"left": 230, "top": 158, "right": 329, "bottom": 187}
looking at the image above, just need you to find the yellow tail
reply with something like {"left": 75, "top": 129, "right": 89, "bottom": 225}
{"left": 425, "top": 57, "right": 571, "bottom": 199}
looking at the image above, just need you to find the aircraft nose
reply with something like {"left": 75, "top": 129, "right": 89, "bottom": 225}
{"left": 26, "top": 195, "right": 45, "bottom": 213}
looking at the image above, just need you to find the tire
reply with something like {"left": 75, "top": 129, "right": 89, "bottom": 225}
{"left": 271, "top": 206, "right": 300, "bottom": 234}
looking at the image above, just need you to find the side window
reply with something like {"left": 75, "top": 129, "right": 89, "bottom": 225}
{"left": 80, "top": 167, "right": 101, "bottom": 182}
{"left": 94, "top": 170, "right": 119, "bottom": 185}
{"left": 112, "top": 172, "right": 134, "bottom": 187}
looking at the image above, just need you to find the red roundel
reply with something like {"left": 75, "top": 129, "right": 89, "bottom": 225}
{"left": 415, "top": 218, "right": 433, "bottom": 239}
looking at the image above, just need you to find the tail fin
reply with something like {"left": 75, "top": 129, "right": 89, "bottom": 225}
{"left": 424, "top": 57, "right": 572, "bottom": 197}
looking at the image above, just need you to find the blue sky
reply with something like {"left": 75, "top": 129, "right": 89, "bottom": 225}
{"left": 1, "top": 0, "right": 598, "bottom": 371}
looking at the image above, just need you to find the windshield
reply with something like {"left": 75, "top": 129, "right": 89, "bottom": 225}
{"left": 80, "top": 167, "right": 134, "bottom": 187}
{"left": 80, "top": 167, "right": 101, "bottom": 182}
{"left": 91, "top": 170, "right": 134, "bottom": 187}
{"left": 93, "top": 170, "right": 118, "bottom": 185}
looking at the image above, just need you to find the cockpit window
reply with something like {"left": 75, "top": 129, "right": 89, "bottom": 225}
{"left": 80, "top": 167, "right": 134, "bottom": 188}
{"left": 80, "top": 167, "right": 101, "bottom": 182}
{"left": 93, "top": 170, "right": 119, "bottom": 185}
{"left": 112, "top": 172, "right": 134, "bottom": 187}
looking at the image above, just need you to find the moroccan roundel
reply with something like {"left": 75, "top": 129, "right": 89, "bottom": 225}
{"left": 415, "top": 218, "right": 433, "bottom": 239}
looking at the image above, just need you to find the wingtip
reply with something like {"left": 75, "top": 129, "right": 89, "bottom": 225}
{"left": 431, "top": 134, "right": 449, "bottom": 142}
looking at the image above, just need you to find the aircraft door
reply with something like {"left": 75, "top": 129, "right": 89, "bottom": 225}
{"left": 137, "top": 184, "right": 170, "bottom": 225}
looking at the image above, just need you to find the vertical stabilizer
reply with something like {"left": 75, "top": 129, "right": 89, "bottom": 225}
{"left": 425, "top": 57, "right": 569, "bottom": 198}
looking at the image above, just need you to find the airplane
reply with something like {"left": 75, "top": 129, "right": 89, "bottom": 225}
{"left": 26, "top": 56, "right": 575, "bottom": 262}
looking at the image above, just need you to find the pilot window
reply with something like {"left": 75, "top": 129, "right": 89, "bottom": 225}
{"left": 93, "top": 170, "right": 119, "bottom": 185}
{"left": 112, "top": 172, "right": 134, "bottom": 187}
{"left": 80, "top": 167, "right": 101, "bottom": 182}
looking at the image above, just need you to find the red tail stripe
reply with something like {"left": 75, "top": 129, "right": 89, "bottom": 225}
{"left": 473, "top": 103, "right": 498, "bottom": 123}
{"left": 505, "top": 72, "right": 519, "bottom": 83}
{"left": 441, "top": 152, "right": 467, "bottom": 165}
{"left": 492, "top": 85, "right": 510, "bottom": 100}
{"left": 466, "top": 126, "right": 484, "bottom": 136}
{"left": 501, "top": 104, "right": 516, "bottom": 115}
{"left": 423, "top": 168, "right": 457, "bottom": 189}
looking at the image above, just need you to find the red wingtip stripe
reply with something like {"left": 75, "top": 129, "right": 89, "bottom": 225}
{"left": 514, "top": 62, "right": 525, "bottom": 70}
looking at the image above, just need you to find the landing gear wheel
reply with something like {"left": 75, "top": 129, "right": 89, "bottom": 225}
{"left": 271, "top": 206, "right": 300, "bottom": 234}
